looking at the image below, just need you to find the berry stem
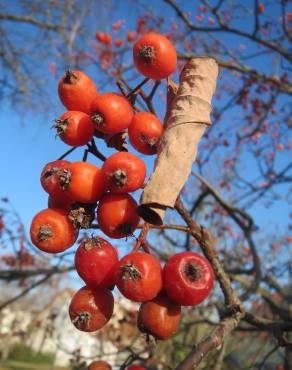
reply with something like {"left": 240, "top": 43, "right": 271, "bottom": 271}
{"left": 126, "top": 77, "right": 150, "bottom": 98}
{"left": 87, "top": 139, "right": 106, "bottom": 162}
{"left": 133, "top": 222, "right": 151, "bottom": 253}
{"left": 63, "top": 70, "right": 78, "bottom": 84}
{"left": 57, "top": 146, "right": 77, "bottom": 160}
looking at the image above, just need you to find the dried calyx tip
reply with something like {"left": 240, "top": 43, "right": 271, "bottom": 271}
{"left": 72, "top": 311, "right": 90, "bottom": 327}
{"left": 53, "top": 118, "right": 69, "bottom": 135}
{"left": 112, "top": 169, "right": 127, "bottom": 187}
{"left": 43, "top": 166, "right": 59, "bottom": 179}
{"left": 140, "top": 134, "right": 159, "bottom": 150}
{"left": 83, "top": 236, "right": 103, "bottom": 250}
{"left": 69, "top": 204, "right": 95, "bottom": 229}
{"left": 38, "top": 225, "right": 53, "bottom": 242}
{"left": 121, "top": 263, "right": 142, "bottom": 280}
{"left": 138, "top": 45, "right": 155, "bottom": 62}
{"left": 184, "top": 262, "right": 202, "bottom": 281}
{"left": 91, "top": 112, "right": 104, "bottom": 126}
{"left": 59, "top": 169, "right": 71, "bottom": 190}
{"left": 64, "top": 70, "right": 78, "bottom": 84}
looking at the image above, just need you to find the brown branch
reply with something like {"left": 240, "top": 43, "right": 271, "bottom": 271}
{"left": 0, "top": 14, "right": 62, "bottom": 31}
{"left": 87, "top": 139, "right": 106, "bottom": 162}
{"left": 264, "top": 275, "right": 291, "bottom": 302}
{"left": 232, "top": 275, "right": 291, "bottom": 320}
{"left": 178, "top": 53, "right": 292, "bottom": 96}
{"left": 165, "top": 0, "right": 292, "bottom": 63}
{"left": 91, "top": 223, "right": 191, "bottom": 233}
{"left": 175, "top": 314, "right": 242, "bottom": 370}
{"left": 0, "top": 265, "right": 74, "bottom": 281}
{"left": 58, "top": 146, "right": 77, "bottom": 160}
{"left": 126, "top": 77, "right": 149, "bottom": 98}
{"left": 244, "top": 312, "right": 292, "bottom": 332}
{"left": 193, "top": 172, "right": 262, "bottom": 300}
{"left": 0, "top": 273, "right": 53, "bottom": 311}
{"left": 213, "top": 338, "right": 227, "bottom": 370}
{"left": 133, "top": 223, "right": 150, "bottom": 253}
{"left": 119, "top": 76, "right": 156, "bottom": 115}
{"left": 174, "top": 197, "right": 245, "bottom": 369}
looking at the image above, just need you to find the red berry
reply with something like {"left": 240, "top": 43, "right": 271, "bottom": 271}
{"left": 97, "top": 193, "right": 140, "bottom": 239}
{"left": 30, "top": 208, "right": 78, "bottom": 253}
{"left": 137, "top": 291, "right": 181, "bottom": 340}
{"left": 89, "top": 361, "right": 112, "bottom": 370}
{"left": 96, "top": 32, "right": 106, "bottom": 43}
{"left": 133, "top": 33, "right": 177, "bottom": 80}
{"left": 258, "top": 3, "right": 265, "bottom": 13}
{"left": 163, "top": 252, "right": 214, "bottom": 306}
{"left": 115, "top": 252, "right": 162, "bottom": 302}
{"left": 127, "top": 31, "right": 136, "bottom": 42}
{"left": 69, "top": 286, "right": 114, "bottom": 332}
{"left": 75, "top": 236, "right": 118, "bottom": 289}
{"left": 54, "top": 111, "right": 94, "bottom": 147}
{"left": 103, "top": 33, "right": 112, "bottom": 45}
{"left": 58, "top": 70, "right": 97, "bottom": 114}
{"left": 90, "top": 93, "right": 134, "bottom": 135}
{"left": 128, "top": 112, "right": 163, "bottom": 155}
{"left": 114, "top": 38, "right": 123, "bottom": 47}
{"left": 102, "top": 152, "right": 146, "bottom": 194}
{"left": 40, "top": 160, "right": 70, "bottom": 199}
{"left": 63, "top": 162, "right": 107, "bottom": 204}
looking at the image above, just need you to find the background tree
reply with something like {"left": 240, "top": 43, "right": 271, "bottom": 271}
{"left": 0, "top": 0, "right": 291, "bottom": 369}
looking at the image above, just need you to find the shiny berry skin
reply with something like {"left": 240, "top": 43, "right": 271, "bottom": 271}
{"left": 163, "top": 252, "right": 214, "bottom": 306}
{"left": 30, "top": 208, "right": 78, "bottom": 253}
{"left": 75, "top": 236, "right": 118, "bottom": 289}
{"left": 137, "top": 291, "right": 181, "bottom": 340}
{"left": 69, "top": 286, "right": 114, "bottom": 332}
{"left": 58, "top": 70, "right": 98, "bottom": 114}
{"left": 97, "top": 193, "right": 140, "bottom": 239}
{"left": 88, "top": 360, "right": 112, "bottom": 370}
{"left": 90, "top": 92, "right": 134, "bottom": 134}
{"left": 40, "top": 160, "right": 70, "bottom": 200}
{"left": 102, "top": 152, "right": 146, "bottom": 194}
{"left": 54, "top": 111, "right": 95, "bottom": 147}
{"left": 133, "top": 33, "right": 177, "bottom": 80}
{"left": 64, "top": 161, "right": 107, "bottom": 204}
{"left": 48, "top": 194, "right": 73, "bottom": 212}
{"left": 128, "top": 112, "right": 163, "bottom": 155}
{"left": 115, "top": 252, "right": 162, "bottom": 302}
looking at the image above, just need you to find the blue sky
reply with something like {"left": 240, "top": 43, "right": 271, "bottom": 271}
{"left": 0, "top": 0, "right": 291, "bottom": 278}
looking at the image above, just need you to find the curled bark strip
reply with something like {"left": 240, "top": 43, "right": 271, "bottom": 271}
{"left": 138, "top": 57, "right": 219, "bottom": 225}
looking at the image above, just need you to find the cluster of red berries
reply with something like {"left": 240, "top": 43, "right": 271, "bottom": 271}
{"left": 30, "top": 33, "right": 214, "bottom": 369}
{"left": 88, "top": 361, "right": 145, "bottom": 370}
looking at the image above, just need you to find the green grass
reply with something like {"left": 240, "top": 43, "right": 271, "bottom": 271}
{"left": 0, "top": 360, "right": 69, "bottom": 370}
{"left": 7, "top": 343, "right": 54, "bottom": 365}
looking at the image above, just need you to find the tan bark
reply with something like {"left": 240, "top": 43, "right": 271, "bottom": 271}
{"left": 138, "top": 57, "right": 219, "bottom": 225}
